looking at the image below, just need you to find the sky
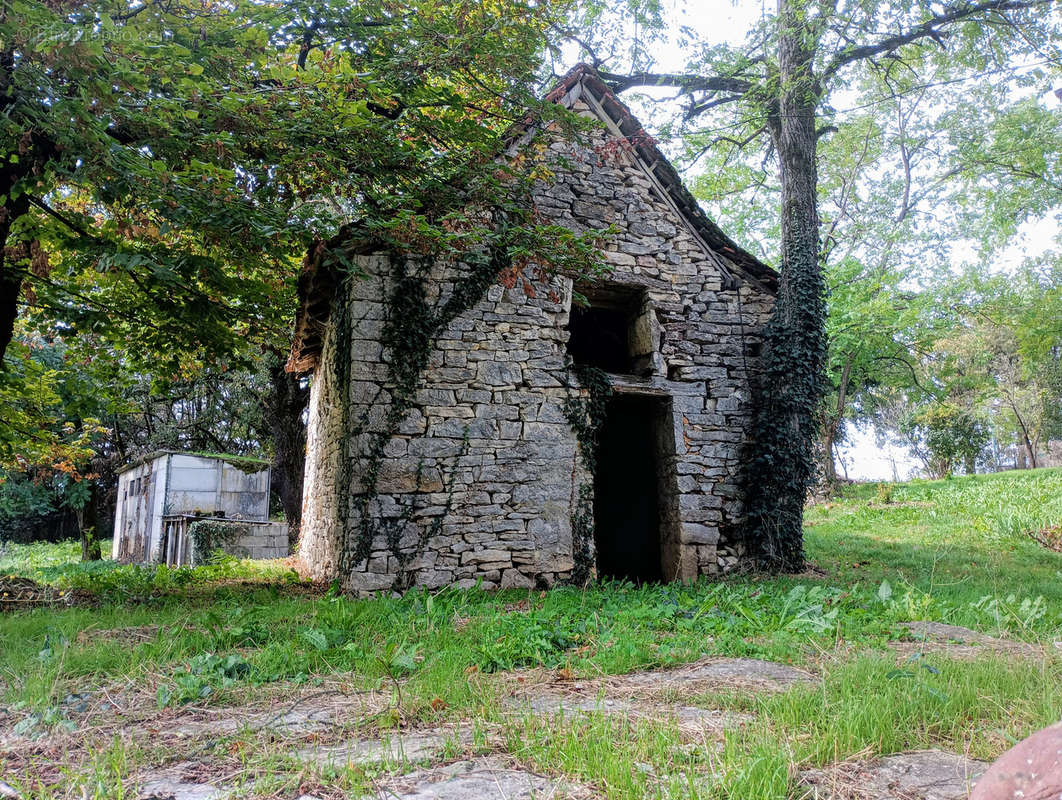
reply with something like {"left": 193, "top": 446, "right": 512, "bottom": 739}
{"left": 561, "top": 1, "right": 1060, "bottom": 481}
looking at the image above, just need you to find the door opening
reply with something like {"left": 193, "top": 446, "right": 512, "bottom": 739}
{"left": 593, "top": 394, "right": 666, "bottom": 582}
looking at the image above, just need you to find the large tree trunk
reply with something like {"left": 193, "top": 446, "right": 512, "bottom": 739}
{"left": 266, "top": 358, "right": 309, "bottom": 550}
{"left": 1022, "top": 436, "right": 1038, "bottom": 469}
{"left": 0, "top": 199, "right": 29, "bottom": 363}
{"left": 0, "top": 45, "right": 45, "bottom": 364}
{"left": 744, "top": 0, "right": 827, "bottom": 572}
{"left": 822, "top": 426, "right": 837, "bottom": 484}
{"left": 0, "top": 265, "right": 20, "bottom": 362}
{"left": 1011, "top": 404, "right": 1039, "bottom": 469}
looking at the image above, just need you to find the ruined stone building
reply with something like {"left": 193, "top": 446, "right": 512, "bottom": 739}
{"left": 287, "top": 65, "right": 778, "bottom": 592}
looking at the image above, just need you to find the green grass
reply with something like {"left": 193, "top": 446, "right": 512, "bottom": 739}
{"left": 2, "top": 468, "right": 1061, "bottom": 799}
{"left": 805, "top": 468, "right": 1062, "bottom": 620}
{"left": 0, "top": 539, "right": 83, "bottom": 575}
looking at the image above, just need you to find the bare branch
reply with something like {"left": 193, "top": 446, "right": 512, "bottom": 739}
{"left": 822, "top": 0, "right": 1052, "bottom": 82}
{"left": 597, "top": 69, "right": 752, "bottom": 96}
{"left": 553, "top": 26, "right": 607, "bottom": 69}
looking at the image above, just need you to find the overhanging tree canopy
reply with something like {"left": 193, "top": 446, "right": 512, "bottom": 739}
{"left": 3, "top": 0, "right": 604, "bottom": 548}
{"left": 567, "top": 0, "right": 1059, "bottom": 570}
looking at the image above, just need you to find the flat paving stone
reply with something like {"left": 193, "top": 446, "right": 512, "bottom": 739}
{"left": 137, "top": 764, "right": 230, "bottom": 800}
{"left": 670, "top": 705, "right": 753, "bottom": 729}
{"left": 509, "top": 695, "right": 636, "bottom": 716}
{"left": 799, "top": 749, "right": 989, "bottom": 800}
{"left": 507, "top": 692, "right": 752, "bottom": 733}
{"left": 614, "top": 657, "right": 814, "bottom": 691}
{"left": 297, "top": 727, "right": 468, "bottom": 768}
{"left": 170, "top": 693, "right": 381, "bottom": 739}
{"left": 897, "top": 623, "right": 1041, "bottom": 659}
{"left": 376, "top": 758, "right": 593, "bottom": 799}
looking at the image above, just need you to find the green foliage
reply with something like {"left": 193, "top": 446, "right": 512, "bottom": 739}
{"left": 812, "top": 467, "right": 1062, "bottom": 536}
{"left": 0, "top": 539, "right": 81, "bottom": 574}
{"left": 157, "top": 652, "right": 252, "bottom": 708}
{"left": 574, "top": 1, "right": 1060, "bottom": 505}
{"left": 476, "top": 612, "right": 596, "bottom": 672}
{"left": 9, "top": 704, "right": 77, "bottom": 740}
{"left": 2, "top": 470, "right": 1061, "bottom": 800}
{"left": 2, "top": 542, "right": 299, "bottom": 602}
{"left": 188, "top": 519, "right": 251, "bottom": 564}
{"left": 5, "top": 0, "right": 578, "bottom": 362}
{"left": 3, "top": 0, "right": 593, "bottom": 529}
{"left": 901, "top": 403, "right": 990, "bottom": 478}
{"left": 0, "top": 335, "right": 111, "bottom": 472}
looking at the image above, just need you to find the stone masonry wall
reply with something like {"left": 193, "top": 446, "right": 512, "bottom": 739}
{"left": 532, "top": 99, "right": 775, "bottom": 576}
{"left": 227, "top": 522, "right": 289, "bottom": 561}
{"left": 300, "top": 254, "right": 585, "bottom": 592}
{"left": 297, "top": 94, "right": 775, "bottom": 592}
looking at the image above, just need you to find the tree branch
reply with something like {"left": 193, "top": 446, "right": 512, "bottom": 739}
{"left": 685, "top": 94, "right": 743, "bottom": 119}
{"left": 27, "top": 196, "right": 100, "bottom": 241}
{"left": 822, "top": 0, "right": 1053, "bottom": 82}
{"left": 553, "top": 26, "right": 607, "bottom": 69}
{"left": 597, "top": 69, "right": 752, "bottom": 96}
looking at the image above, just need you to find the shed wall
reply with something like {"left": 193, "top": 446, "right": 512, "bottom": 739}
{"left": 112, "top": 454, "right": 273, "bottom": 564}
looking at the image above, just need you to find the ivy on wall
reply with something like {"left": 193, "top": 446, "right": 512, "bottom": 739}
{"left": 330, "top": 237, "right": 515, "bottom": 582}
{"left": 188, "top": 519, "right": 250, "bottom": 563}
{"left": 562, "top": 363, "right": 612, "bottom": 585}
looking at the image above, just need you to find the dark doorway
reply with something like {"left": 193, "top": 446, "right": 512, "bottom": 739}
{"left": 593, "top": 394, "right": 663, "bottom": 582}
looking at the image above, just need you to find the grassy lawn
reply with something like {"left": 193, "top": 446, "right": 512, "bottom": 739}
{"left": 1, "top": 468, "right": 1060, "bottom": 798}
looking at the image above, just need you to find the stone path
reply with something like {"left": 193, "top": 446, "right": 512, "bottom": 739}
{"left": 296, "top": 726, "right": 471, "bottom": 769}
{"left": 121, "top": 747, "right": 1000, "bottom": 800}
{"left": 138, "top": 763, "right": 230, "bottom": 800}
{"left": 502, "top": 656, "right": 810, "bottom": 742}
{"left": 894, "top": 622, "right": 1042, "bottom": 660}
{"left": 799, "top": 750, "right": 989, "bottom": 800}
{"left": 612, "top": 656, "right": 814, "bottom": 691}
{"left": 133, "top": 726, "right": 478, "bottom": 799}
{"left": 507, "top": 656, "right": 815, "bottom": 708}
{"left": 375, "top": 758, "right": 595, "bottom": 800}
{"left": 169, "top": 691, "right": 386, "bottom": 739}
{"left": 27, "top": 656, "right": 1005, "bottom": 800}
{"left": 506, "top": 692, "right": 753, "bottom": 736}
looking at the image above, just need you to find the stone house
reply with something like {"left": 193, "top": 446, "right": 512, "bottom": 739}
{"left": 287, "top": 65, "right": 778, "bottom": 592}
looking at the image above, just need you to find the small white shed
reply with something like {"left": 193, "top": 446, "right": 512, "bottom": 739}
{"left": 112, "top": 451, "right": 287, "bottom": 565}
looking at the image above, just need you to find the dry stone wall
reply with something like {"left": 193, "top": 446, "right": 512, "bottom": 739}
{"left": 301, "top": 255, "right": 584, "bottom": 592}
{"left": 297, "top": 96, "right": 774, "bottom": 592}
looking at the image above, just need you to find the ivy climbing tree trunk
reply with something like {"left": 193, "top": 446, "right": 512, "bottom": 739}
{"left": 745, "top": 0, "right": 827, "bottom": 571}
